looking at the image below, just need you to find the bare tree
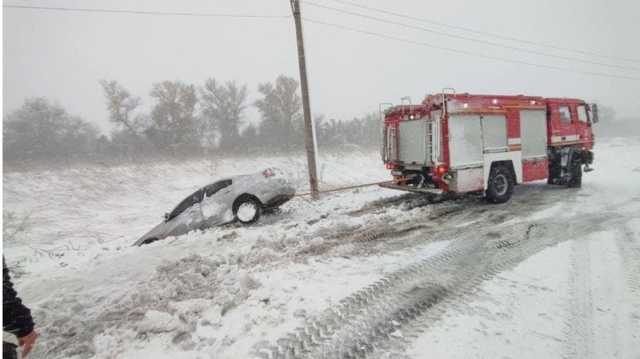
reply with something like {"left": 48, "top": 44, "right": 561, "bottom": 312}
{"left": 200, "top": 78, "right": 248, "bottom": 151}
{"left": 254, "top": 75, "right": 303, "bottom": 150}
{"left": 99, "top": 80, "right": 142, "bottom": 134}
{"left": 239, "top": 124, "right": 259, "bottom": 154}
{"left": 3, "top": 98, "right": 99, "bottom": 161}
{"left": 313, "top": 112, "right": 381, "bottom": 150}
{"left": 149, "top": 81, "right": 198, "bottom": 152}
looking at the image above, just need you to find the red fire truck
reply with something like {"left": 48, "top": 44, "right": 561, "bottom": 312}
{"left": 380, "top": 91, "right": 597, "bottom": 203}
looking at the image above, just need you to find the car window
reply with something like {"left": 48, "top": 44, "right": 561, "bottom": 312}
{"left": 204, "top": 179, "right": 232, "bottom": 197}
{"left": 167, "top": 188, "right": 204, "bottom": 221}
{"left": 577, "top": 105, "right": 588, "bottom": 123}
{"left": 558, "top": 106, "right": 571, "bottom": 124}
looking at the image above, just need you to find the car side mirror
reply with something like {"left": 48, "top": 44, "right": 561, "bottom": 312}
{"left": 590, "top": 103, "right": 599, "bottom": 124}
{"left": 164, "top": 213, "right": 170, "bottom": 221}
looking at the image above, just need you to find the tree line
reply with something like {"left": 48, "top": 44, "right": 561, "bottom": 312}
{"left": 3, "top": 75, "right": 381, "bottom": 165}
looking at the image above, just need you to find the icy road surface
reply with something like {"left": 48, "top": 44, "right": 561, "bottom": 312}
{"left": 3, "top": 139, "right": 640, "bottom": 359}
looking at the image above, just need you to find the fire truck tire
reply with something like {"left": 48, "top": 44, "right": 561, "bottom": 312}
{"left": 547, "top": 159, "right": 560, "bottom": 185}
{"left": 567, "top": 162, "right": 582, "bottom": 188}
{"left": 485, "top": 165, "right": 514, "bottom": 204}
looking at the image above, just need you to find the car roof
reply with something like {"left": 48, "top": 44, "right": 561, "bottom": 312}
{"left": 204, "top": 169, "right": 274, "bottom": 186}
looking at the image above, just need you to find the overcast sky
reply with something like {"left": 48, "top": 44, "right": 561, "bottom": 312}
{"left": 3, "top": 0, "right": 640, "bottom": 134}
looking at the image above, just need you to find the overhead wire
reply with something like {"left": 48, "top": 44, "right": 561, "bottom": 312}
{"left": 302, "top": 17, "right": 640, "bottom": 81}
{"left": 5, "top": 2, "right": 638, "bottom": 81}
{"left": 2, "top": 4, "right": 290, "bottom": 19}
{"left": 322, "top": 0, "right": 640, "bottom": 64}
{"left": 304, "top": 1, "right": 640, "bottom": 72}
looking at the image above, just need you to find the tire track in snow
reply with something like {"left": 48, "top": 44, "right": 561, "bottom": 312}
{"left": 294, "top": 183, "right": 549, "bottom": 264}
{"left": 566, "top": 193, "right": 640, "bottom": 358}
{"left": 616, "top": 223, "right": 640, "bottom": 353}
{"left": 346, "top": 193, "right": 434, "bottom": 217}
{"left": 293, "top": 199, "right": 481, "bottom": 260}
{"left": 563, "top": 227, "right": 640, "bottom": 359}
{"left": 563, "top": 239, "right": 594, "bottom": 359}
{"left": 619, "top": 223, "right": 640, "bottom": 303}
{"left": 254, "top": 213, "right": 619, "bottom": 359}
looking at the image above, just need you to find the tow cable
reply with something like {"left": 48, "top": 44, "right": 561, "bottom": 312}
{"left": 294, "top": 180, "right": 394, "bottom": 198}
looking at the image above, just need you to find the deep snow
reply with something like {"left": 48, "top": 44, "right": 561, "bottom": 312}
{"left": 3, "top": 139, "right": 640, "bottom": 359}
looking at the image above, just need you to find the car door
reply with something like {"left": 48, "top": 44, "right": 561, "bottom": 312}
{"left": 166, "top": 188, "right": 206, "bottom": 235}
{"left": 200, "top": 179, "right": 234, "bottom": 225}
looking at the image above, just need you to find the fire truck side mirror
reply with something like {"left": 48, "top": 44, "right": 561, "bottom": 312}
{"left": 590, "top": 103, "right": 599, "bottom": 124}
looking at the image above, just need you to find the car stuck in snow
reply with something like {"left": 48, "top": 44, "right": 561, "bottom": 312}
{"left": 134, "top": 168, "right": 295, "bottom": 246}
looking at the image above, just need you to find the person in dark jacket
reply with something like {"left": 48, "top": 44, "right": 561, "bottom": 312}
{"left": 3, "top": 258, "right": 37, "bottom": 358}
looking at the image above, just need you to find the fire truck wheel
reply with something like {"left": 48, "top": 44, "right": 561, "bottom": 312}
{"left": 485, "top": 165, "right": 514, "bottom": 204}
{"left": 567, "top": 162, "right": 582, "bottom": 188}
{"left": 547, "top": 159, "right": 560, "bottom": 185}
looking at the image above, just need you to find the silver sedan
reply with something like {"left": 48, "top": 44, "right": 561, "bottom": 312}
{"left": 134, "top": 168, "right": 295, "bottom": 246}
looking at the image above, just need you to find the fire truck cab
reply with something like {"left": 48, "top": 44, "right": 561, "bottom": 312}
{"left": 381, "top": 91, "right": 597, "bottom": 203}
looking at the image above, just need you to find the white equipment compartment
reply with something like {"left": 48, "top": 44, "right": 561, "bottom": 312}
{"left": 520, "top": 110, "right": 547, "bottom": 159}
{"left": 481, "top": 115, "right": 508, "bottom": 152}
{"left": 398, "top": 119, "right": 431, "bottom": 164}
{"left": 448, "top": 114, "right": 482, "bottom": 167}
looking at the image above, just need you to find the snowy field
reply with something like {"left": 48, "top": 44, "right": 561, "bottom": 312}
{"left": 3, "top": 139, "right": 640, "bottom": 359}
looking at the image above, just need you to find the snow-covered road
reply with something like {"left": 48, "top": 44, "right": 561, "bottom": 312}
{"left": 3, "top": 138, "right": 640, "bottom": 359}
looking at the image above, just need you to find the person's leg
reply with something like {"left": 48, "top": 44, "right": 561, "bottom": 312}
{"left": 3, "top": 341, "right": 18, "bottom": 359}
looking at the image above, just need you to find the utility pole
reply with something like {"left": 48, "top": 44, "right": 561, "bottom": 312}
{"left": 290, "top": 0, "right": 320, "bottom": 200}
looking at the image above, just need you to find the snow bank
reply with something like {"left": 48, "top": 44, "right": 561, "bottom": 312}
{"left": 3, "top": 150, "right": 388, "bottom": 277}
{"left": 3, "top": 138, "right": 639, "bottom": 359}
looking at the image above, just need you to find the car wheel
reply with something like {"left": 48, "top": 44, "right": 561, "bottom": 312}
{"left": 233, "top": 196, "right": 261, "bottom": 224}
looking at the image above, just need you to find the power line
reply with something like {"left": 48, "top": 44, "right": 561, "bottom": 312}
{"left": 305, "top": 1, "right": 640, "bottom": 72}
{"left": 3, "top": 4, "right": 290, "bottom": 19}
{"left": 302, "top": 17, "right": 640, "bottom": 81}
{"left": 322, "top": 0, "right": 640, "bottom": 64}
{"left": 5, "top": 2, "right": 637, "bottom": 81}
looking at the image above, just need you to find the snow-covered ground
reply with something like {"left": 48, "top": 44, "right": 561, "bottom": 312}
{"left": 3, "top": 139, "right": 640, "bottom": 359}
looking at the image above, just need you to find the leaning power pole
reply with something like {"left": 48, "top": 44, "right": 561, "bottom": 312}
{"left": 290, "top": 0, "right": 320, "bottom": 200}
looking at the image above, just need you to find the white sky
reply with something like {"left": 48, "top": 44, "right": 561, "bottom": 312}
{"left": 3, "top": 0, "right": 640, "bottom": 134}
